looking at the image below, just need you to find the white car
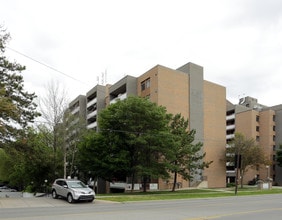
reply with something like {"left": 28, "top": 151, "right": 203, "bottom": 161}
{"left": 51, "top": 178, "right": 95, "bottom": 203}
{"left": 0, "top": 186, "right": 17, "bottom": 192}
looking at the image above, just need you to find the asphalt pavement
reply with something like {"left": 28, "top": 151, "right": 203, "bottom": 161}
{"left": 2, "top": 194, "right": 282, "bottom": 220}
{"left": 0, "top": 195, "right": 107, "bottom": 209}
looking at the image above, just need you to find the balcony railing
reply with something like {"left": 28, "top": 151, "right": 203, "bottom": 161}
{"left": 71, "top": 106, "right": 79, "bottom": 115}
{"left": 110, "top": 93, "right": 127, "bottom": 104}
{"left": 87, "top": 97, "right": 97, "bottom": 108}
{"left": 87, "top": 110, "right": 97, "bottom": 119}
{"left": 226, "top": 114, "right": 235, "bottom": 120}
{"left": 226, "top": 124, "right": 235, "bottom": 130}
{"left": 226, "top": 134, "right": 235, "bottom": 139}
{"left": 87, "top": 121, "right": 97, "bottom": 129}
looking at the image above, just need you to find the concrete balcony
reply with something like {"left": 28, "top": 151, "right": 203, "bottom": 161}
{"left": 226, "top": 124, "right": 235, "bottom": 130}
{"left": 226, "top": 114, "right": 235, "bottom": 120}
{"left": 87, "top": 110, "right": 97, "bottom": 119}
{"left": 87, "top": 98, "right": 97, "bottom": 108}
{"left": 71, "top": 106, "right": 79, "bottom": 115}
{"left": 110, "top": 93, "right": 127, "bottom": 104}
{"left": 226, "top": 134, "right": 235, "bottom": 139}
{"left": 87, "top": 121, "right": 97, "bottom": 129}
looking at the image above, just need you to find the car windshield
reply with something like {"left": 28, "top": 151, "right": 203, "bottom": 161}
{"left": 67, "top": 181, "right": 87, "bottom": 188}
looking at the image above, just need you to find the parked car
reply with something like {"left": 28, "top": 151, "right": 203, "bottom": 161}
{"left": 0, "top": 186, "right": 17, "bottom": 192}
{"left": 51, "top": 178, "right": 95, "bottom": 203}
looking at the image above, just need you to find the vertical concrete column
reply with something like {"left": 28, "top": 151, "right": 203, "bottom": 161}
{"left": 177, "top": 63, "right": 204, "bottom": 186}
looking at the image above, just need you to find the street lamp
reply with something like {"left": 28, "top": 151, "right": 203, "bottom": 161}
{"left": 266, "top": 165, "right": 270, "bottom": 180}
{"left": 44, "top": 179, "right": 48, "bottom": 196}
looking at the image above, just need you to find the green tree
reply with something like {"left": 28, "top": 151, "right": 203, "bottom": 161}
{"left": 2, "top": 128, "right": 55, "bottom": 191}
{"left": 77, "top": 130, "right": 119, "bottom": 189}
{"left": 0, "top": 148, "right": 8, "bottom": 181}
{"left": 276, "top": 144, "right": 282, "bottom": 167}
{"left": 0, "top": 27, "right": 40, "bottom": 144}
{"left": 226, "top": 133, "right": 269, "bottom": 188}
{"left": 167, "top": 114, "right": 212, "bottom": 191}
{"left": 78, "top": 96, "right": 171, "bottom": 192}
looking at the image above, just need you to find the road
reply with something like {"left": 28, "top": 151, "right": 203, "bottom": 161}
{"left": 1, "top": 194, "right": 282, "bottom": 220}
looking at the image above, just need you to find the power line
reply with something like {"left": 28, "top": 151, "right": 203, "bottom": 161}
{"left": 6, "top": 46, "right": 90, "bottom": 86}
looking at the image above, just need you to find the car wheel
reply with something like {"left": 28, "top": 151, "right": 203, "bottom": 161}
{"left": 67, "top": 193, "right": 74, "bottom": 203}
{"left": 52, "top": 190, "right": 58, "bottom": 199}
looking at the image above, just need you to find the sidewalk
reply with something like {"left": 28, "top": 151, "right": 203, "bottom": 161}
{"left": 0, "top": 196, "right": 112, "bottom": 209}
{"left": 0, "top": 196, "right": 73, "bottom": 209}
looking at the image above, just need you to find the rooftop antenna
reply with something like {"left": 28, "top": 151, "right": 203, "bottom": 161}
{"left": 101, "top": 72, "right": 104, "bottom": 85}
{"left": 100, "top": 69, "right": 107, "bottom": 85}
{"left": 104, "top": 69, "right": 107, "bottom": 85}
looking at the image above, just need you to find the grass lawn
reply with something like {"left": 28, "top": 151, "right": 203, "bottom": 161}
{"left": 96, "top": 187, "right": 282, "bottom": 202}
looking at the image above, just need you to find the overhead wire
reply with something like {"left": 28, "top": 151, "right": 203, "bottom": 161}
{"left": 5, "top": 47, "right": 228, "bottom": 145}
{"left": 6, "top": 46, "right": 91, "bottom": 86}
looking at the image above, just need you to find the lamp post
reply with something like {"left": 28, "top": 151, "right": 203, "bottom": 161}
{"left": 266, "top": 165, "right": 270, "bottom": 180}
{"left": 234, "top": 154, "right": 241, "bottom": 195}
{"left": 44, "top": 179, "right": 48, "bottom": 196}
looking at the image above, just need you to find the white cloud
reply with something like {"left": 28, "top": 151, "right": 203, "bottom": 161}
{"left": 1, "top": 0, "right": 282, "bottom": 106}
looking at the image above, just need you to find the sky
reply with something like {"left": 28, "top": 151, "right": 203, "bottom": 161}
{"left": 1, "top": 0, "right": 282, "bottom": 107}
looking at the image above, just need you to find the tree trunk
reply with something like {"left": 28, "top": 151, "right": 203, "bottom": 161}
{"left": 172, "top": 171, "right": 177, "bottom": 192}
{"left": 69, "top": 144, "right": 76, "bottom": 177}
{"left": 131, "top": 173, "right": 135, "bottom": 193}
{"left": 143, "top": 176, "right": 147, "bottom": 192}
{"left": 240, "top": 170, "right": 244, "bottom": 188}
{"left": 63, "top": 146, "right": 66, "bottom": 179}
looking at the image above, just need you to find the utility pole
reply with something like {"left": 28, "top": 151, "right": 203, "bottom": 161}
{"left": 235, "top": 154, "right": 241, "bottom": 195}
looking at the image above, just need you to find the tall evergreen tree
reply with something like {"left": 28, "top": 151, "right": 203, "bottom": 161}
{"left": 0, "top": 26, "right": 40, "bottom": 144}
{"left": 167, "top": 114, "right": 212, "bottom": 191}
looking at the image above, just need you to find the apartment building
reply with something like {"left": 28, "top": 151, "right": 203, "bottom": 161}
{"left": 86, "top": 85, "right": 107, "bottom": 131}
{"left": 137, "top": 62, "right": 227, "bottom": 188}
{"left": 68, "top": 95, "right": 87, "bottom": 120}
{"left": 106, "top": 75, "right": 137, "bottom": 105}
{"left": 226, "top": 96, "right": 277, "bottom": 185}
{"left": 67, "top": 61, "right": 227, "bottom": 190}
{"left": 67, "top": 95, "right": 87, "bottom": 138}
{"left": 65, "top": 95, "right": 87, "bottom": 178}
{"left": 265, "top": 104, "right": 282, "bottom": 185}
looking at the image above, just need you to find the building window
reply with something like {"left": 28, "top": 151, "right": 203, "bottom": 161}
{"left": 256, "top": 115, "right": 260, "bottom": 122}
{"left": 273, "top": 145, "right": 276, "bottom": 151}
{"left": 273, "top": 126, "right": 276, "bottom": 131}
{"left": 256, "top": 136, "right": 260, "bottom": 142}
{"left": 256, "top": 126, "right": 259, "bottom": 132}
{"left": 227, "top": 109, "right": 235, "bottom": 116}
{"left": 141, "top": 78, "right": 150, "bottom": 91}
{"left": 273, "top": 135, "right": 276, "bottom": 142}
{"left": 273, "top": 115, "right": 276, "bottom": 121}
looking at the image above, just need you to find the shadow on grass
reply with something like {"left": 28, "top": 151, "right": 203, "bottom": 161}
{"left": 97, "top": 187, "right": 282, "bottom": 202}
